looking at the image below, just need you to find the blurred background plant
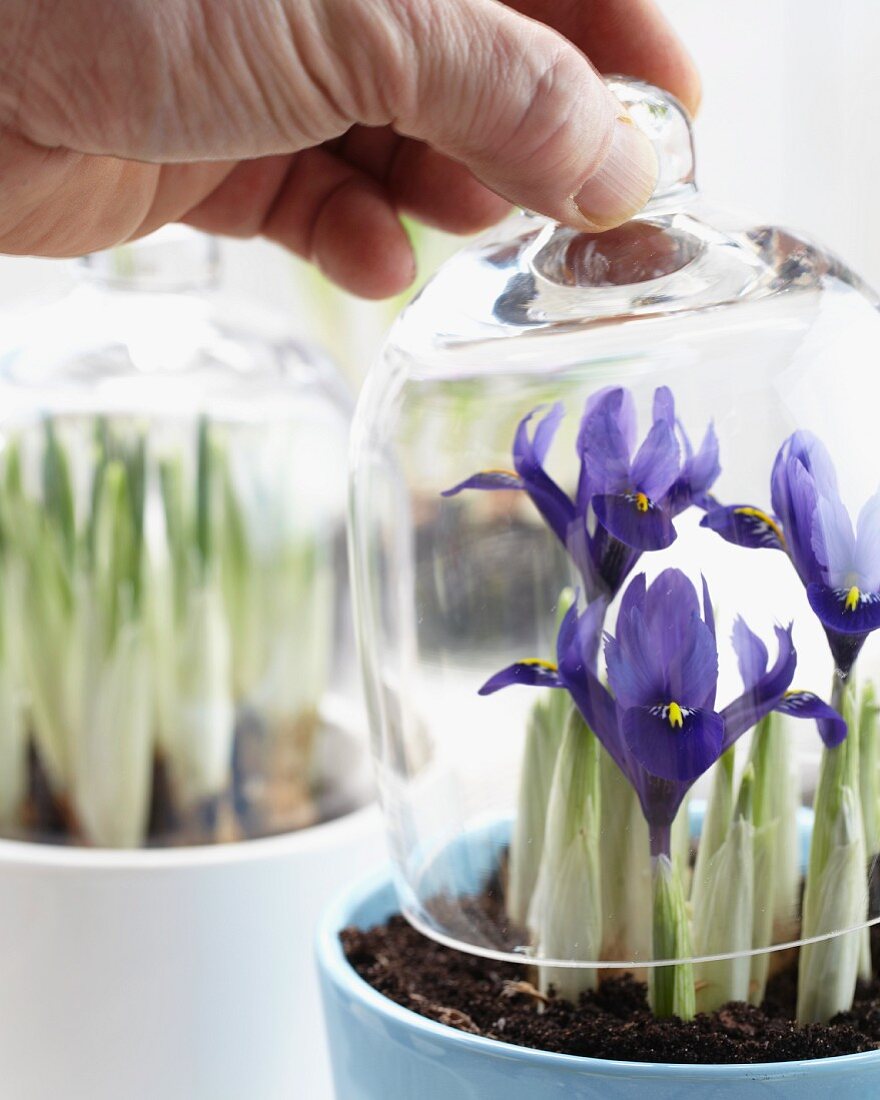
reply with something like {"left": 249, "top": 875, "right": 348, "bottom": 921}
{"left": 0, "top": 410, "right": 351, "bottom": 848}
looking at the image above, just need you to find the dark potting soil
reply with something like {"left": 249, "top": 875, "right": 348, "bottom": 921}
{"left": 342, "top": 912, "right": 880, "bottom": 1064}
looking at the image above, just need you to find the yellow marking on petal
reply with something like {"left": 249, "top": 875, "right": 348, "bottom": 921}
{"left": 635, "top": 492, "right": 650, "bottom": 513}
{"left": 481, "top": 467, "right": 520, "bottom": 479}
{"left": 845, "top": 586, "right": 861, "bottom": 612}
{"left": 734, "top": 506, "right": 786, "bottom": 547}
{"left": 668, "top": 701, "right": 684, "bottom": 729}
{"left": 519, "top": 659, "right": 558, "bottom": 671}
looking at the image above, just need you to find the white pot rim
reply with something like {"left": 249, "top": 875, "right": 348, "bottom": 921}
{"left": 0, "top": 799, "right": 377, "bottom": 872}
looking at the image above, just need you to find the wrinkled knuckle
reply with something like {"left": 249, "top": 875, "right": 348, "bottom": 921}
{"left": 495, "top": 40, "right": 612, "bottom": 187}
{"left": 316, "top": 0, "right": 421, "bottom": 125}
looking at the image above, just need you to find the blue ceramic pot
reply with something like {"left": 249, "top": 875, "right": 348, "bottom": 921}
{"left": 317, "top": 866, "right": 880, "bottom": 1099}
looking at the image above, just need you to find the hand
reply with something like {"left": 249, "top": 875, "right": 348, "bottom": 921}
{"left": 0, "top": 0, "right": 699, "bottom": 298}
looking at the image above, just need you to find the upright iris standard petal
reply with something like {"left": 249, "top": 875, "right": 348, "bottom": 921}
{"left": 640, "top": 569, "right": 718, "bottom": 709}
{"left": 770, "top": 446, "right": 824, "bottom": 587}
{"left": 557, "top": 599, "right": 626, "bottom": 775}
{"left": 780, "top": 431, "right": 840, "bottom": 502}
{"left": 512, "top": 406, "right": 577, "bottom": 545}
{"left": 701, "top": 575, "right": 716, "bottom": 645}
{"left": 652, "top": 386, "right": 676, "bottom": 428}
{"left": 652, "top": 385, "right": 720, "bottom": 514}
{"left": 579, "top": 388, "right": 637, "bottom": 493}
{"left": 629, "top": 420, "right": 681, "bottom": 502}
{"left": 623, "top": 705, "right": 724, "bottom": 783}
{"left": 676, "top": 423, "right": 721, "bottom": 507}
{"left": 700, "top": 504, "right": 786, "bottom": 551}
{"left": 731, "top": 616, "right": 769, "bottom": 690}
{"left": 606, "top": 611, "right": 666, "bottom": 710}
{"left": 852, "top": 491, "right": 880, "bottom": 591}
{"left": 721, "top": 624, "right": 797, "bottom": 748}
{"left": 813, "top": 495, "right": 856, "bottom": 589}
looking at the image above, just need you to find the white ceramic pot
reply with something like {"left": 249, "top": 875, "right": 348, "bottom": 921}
{"left": 0, "top": 801, "right": 381, "bottom": 1100}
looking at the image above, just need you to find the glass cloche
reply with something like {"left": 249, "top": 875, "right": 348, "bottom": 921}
{"left": 350, "top": 79, "right": 880, "bottom": 1023}
{"left": 0, "top": 228, "right": 366, "bottom": 848}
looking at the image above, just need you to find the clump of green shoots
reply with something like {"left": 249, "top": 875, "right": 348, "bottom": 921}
{"left": 0, "top": 415, "right": 337, "bottom": 848}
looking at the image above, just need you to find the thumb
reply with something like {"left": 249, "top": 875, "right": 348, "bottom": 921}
{"left": 380, "top": 0, "right": 659, "bottom": 230}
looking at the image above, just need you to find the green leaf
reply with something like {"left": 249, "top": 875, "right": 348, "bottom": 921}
{"left": 651, "top": 854, "right": 695, "bottom": 1019}
{"left": 531, "top": 706, "right": 602, "bottom": 1000}
{"left": 507, "top": 688, "right": 567, "bottom": 927}
{"left": 691, "top": 746, "right": 735, "bottom": 914}
{"left": 798, "top": 683, "right": 867, "bottom": 1022}
{"left": 42, "top": 420, "right": 76, "bottom": 566}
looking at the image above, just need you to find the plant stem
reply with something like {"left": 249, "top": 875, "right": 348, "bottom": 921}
{"left": 650, "top": 829, "right": 695, "bottom": 1020}
{"left": 798, "top": 675, "right": 867, "bottom": 1023}
{"left": 531, "top": 706, "right": 602, "bottom": 1000}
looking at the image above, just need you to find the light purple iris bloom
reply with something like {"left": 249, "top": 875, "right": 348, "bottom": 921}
{"left": 444, "top": 387, "right": 719, "bottom": 601}
{"left": 702, "top": 431, "right": 880, "bottom": 674}
{"left": 481, "top": 569, "right": 844, "bottom": 857}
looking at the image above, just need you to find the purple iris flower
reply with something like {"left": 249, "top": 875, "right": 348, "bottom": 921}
{"left": 481, "top": 569, "right": 844, "bottom": 856}
{"left": 702, "top": 431, "right": 880, "bottom": 674}
{"left": 444, "top": 387, "right": 719, "bottom": 601}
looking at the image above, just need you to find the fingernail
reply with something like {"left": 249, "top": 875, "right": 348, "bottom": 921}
{"left": 573, "top": 115, "right": 658, "bottom": 230}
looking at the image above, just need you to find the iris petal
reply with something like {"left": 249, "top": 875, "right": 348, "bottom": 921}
{"left": 700, "top": 504, "right": 785, "bottom": 551}
{"left": 579, "top": 388, "right": 636, "bottom": 494}
{"left": 556, "top": 597, "right": 606, "bottom": 675}
{"left": 531, "top": 402, "right": 565, "bottom": 464}
{"left": 812, "top": 494, "right": 855, "bottom": 589}
{"left": 853, "top": 490, "right": 880, "bottom": 592}
{"left": 731, "top": 616, "right": 769, "bottom": 690}
{"left": 617, "top": 571, "right": 647, "bottom": 623}
{"left": 672, "top": 620, "right": 719, "bottom": 710}
{"left": 442, "top": 471, "right": 524, "bottom": 496}
{"left": 623, "top": 705, "right": 724, "bottom": 783}
{"left": 592, "top": 493, "right": 677, "bottom": 550}
{"left": 478, "top": 660, "right": 562, "bottom": 695}
{"left": 776, "top": 691, "right": 847, "bottom": 748}
{"left": 581, "top": 386, "right": 638, "bottom": 456}
{"left": 643, "top": 568, "right": 702, "bottom": 635}
{"left": 770, "top": 449, "right": 823, "bottom": 586}
{"left": 684, "top": 423, "right": 721, "bottom": 499}
{"left": 652, "top": 386, "right": 676, "bottom": 428}
{"left": 782, "top": 431, "right": 840, "bottom": 502}
{"left": 807, "top": 582, "right": 880, "bottom": 635}
{"left": 512, "top": 407, "right": 577, "bottom": 546}
{"left": 606, "top": 612, "right": 666, "bottom": 709}
{"left": 558, "top": 602, "right": 628, "bottom": 776}
{"left": 630, "top": 419, "right": 681, "bottom": 501}
{"left": 701, "top": 575, "right": 716, "bottom": 645}
{"left": 720, "top": 624, "right": 797, "bottom": 750}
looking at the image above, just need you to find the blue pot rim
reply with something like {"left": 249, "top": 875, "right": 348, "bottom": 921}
{"left": 317, "top": 862, "right": 880, "bottom": 1080}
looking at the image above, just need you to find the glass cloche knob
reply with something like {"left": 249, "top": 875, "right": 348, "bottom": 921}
{"left": 608, "top": 77, "right": 697, "bottom": 213}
